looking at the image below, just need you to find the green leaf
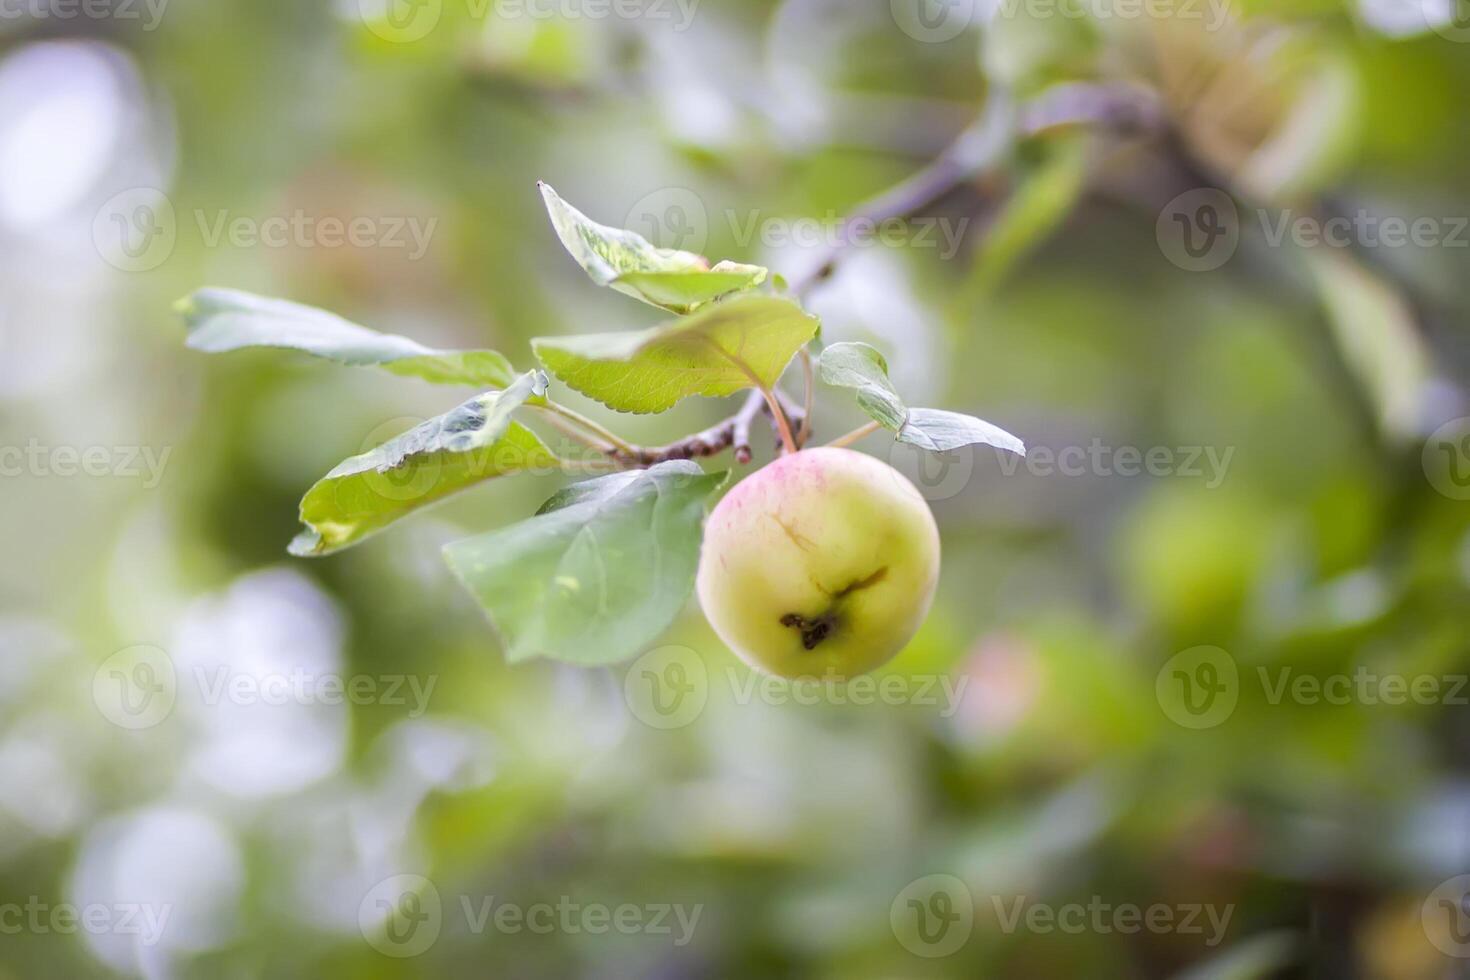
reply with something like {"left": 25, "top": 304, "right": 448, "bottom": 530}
{"left": 532, "top": 294, "right": 819, "bottom": 414}
{"left": 443, "top": 461, "right": 728, "bottom": 665}
{"left": 818, "top": 342, "right": 1025, "bottom": 456}
{"left": 812, "top": 341, "right": 906, "bottom": 430}
{"left": 290, "top": 371, "right": 558, "bottom": 557}
{"left": 899, "top": 408, "right": 1027, "bottom": 454}
{"left": 178, "top": 287, "right": 517, "bottom": 388}
{"left": 539, "top": 182, "right": 767, "bottom": 313}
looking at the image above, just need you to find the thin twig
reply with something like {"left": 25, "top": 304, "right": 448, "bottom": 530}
{"left": 532, "top": 407, "right": 613, "bottom": 452}
{"left": 825, "top": 420, "right": 882, "bottom": 449}
{"left": 796, "top": 348, "right": 814, "bottom": 448}
{"left": 537, "top": 401, "right": 636, "bottom": 456}
{"left": 604, "top": 390, "right": 770, "bottom": 467}
{"left": 730, "top": 389, "right": 764, "bottom": 464}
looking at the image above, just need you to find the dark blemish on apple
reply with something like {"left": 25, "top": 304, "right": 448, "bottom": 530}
{"left": 780, "top": 612, "right": 836, "bottom": 650}
{"left": 834, "top": 566, "right": 887, "bottom": 598}
{"left": 780, "top": 566, "right": 889, "bottom": 649}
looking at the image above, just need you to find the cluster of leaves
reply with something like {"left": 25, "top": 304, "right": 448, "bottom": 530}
{"left": 177, "top": 186, "right": 1022, "bottom": 666}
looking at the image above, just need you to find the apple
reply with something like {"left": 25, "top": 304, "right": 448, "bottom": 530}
{"left": 696, "top": 446, "right": 941, "bottom": 679}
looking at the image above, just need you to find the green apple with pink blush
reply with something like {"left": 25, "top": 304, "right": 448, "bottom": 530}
{"left": 696, "top": 446, "right": 942, "bottom": 679}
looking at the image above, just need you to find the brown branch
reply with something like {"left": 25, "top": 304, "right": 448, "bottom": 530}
{"left": 787, "top": 82, "right": 1164, "bottom": 300}
{"left": 581, "top": 386, "right": 811, "bottom": 469}
{"left": 607, "top": 390, "right": 768, "bottom": 467}
{"left": 586, "top": 83, "right": 1163, "bottom": 470}
{"left": 730, "top": 388, "right": 763, "bottom": 463}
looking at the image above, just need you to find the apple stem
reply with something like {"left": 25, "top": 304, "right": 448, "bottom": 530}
{"left": 796, "top": 348, "right": 814, "bottom": 448}
{"left": 760, "top": 386, "right": 799, "bottom": 456}
{"left": 825, "top": 420, "right": 882, "bottom": 449}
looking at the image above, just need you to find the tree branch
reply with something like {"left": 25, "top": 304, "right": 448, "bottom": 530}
{"left": 788, "top": 82, "right": 1164, "bottom": 300}
{"left": 575, "top": 82, "right": 1164, "bottom": 470}
{"left": 606, "top": 390, "right": 769, "bottom": 466}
